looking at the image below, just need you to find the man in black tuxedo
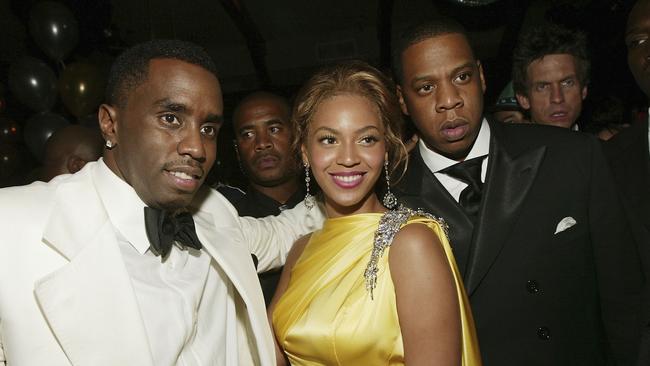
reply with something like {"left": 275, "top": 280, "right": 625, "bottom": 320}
{"left": 512, "top": 23, "right": 589, "bottom": 130}
{"left": 604, "top": 1, "right": 650, "bottom": 363}
{"left": 393, "top": 19, "right": 643, "bottom": 366}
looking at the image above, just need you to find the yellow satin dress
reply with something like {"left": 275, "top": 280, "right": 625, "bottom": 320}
{"left": 272, "top": 210, "right": 481, "bottom": 365}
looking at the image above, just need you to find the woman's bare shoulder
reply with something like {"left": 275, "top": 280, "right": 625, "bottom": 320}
{"left": 391, "top": 222, "right": 443, "bottom": 257}
{"left": 285, "top": 232, "right": 313, "bottom": 269}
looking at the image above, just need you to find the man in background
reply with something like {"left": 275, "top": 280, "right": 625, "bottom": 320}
{"left": 513, "top": 23, "right": 589, "bottom": 130}
{"left": 41, "top": 124, "right": 103, "bottom": 181}
{"left": 231, "top": 91, "right": 303, "bottom": 305}
{"left": 491, "top": 81, "right": 529, "bottom": 124}
{"left": 604, "top": 1, "right": 650, "bottom": 363}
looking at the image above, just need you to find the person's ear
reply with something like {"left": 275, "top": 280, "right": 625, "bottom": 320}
{"left": 233, "top": 139, "right": 241, "bottom": 162}
{"left": 404, "top": 133, "right": 419, "bottom": 153}
{"left": 300, "top": 144, "right": 309, "bottom": 168}
{"left": 581, "top": 85, "right": 588, "bottom": 101}
{"left": 396, "top": 85, "right": 410, "bottom": 116}
{"left": 66, "top": 155, "right": 87, "bottom": 174}
{"left": 98, "top": 104, "right": 119, "bottom": 146}
{"left": 516, "top": 93, "right": 531, "bottom": 110}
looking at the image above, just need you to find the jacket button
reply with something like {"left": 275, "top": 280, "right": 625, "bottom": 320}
{"left": 537, "top": 327, "right": 551, "bottom": 340}
{"left": 526, "top": 280, "right": 540, "bottom": 294}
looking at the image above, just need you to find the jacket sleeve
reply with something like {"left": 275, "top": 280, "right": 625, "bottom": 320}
{"left": 238, "top": 202, "right": 325, "bottom": 273}
{"left": 589, "top": 136, "right": 644, "bottom": 365}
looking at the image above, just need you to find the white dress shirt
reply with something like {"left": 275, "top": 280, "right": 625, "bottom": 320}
{"left": 94, "top": 160, "right": 234, "bottom": 366}
{"left": 419, "top": 118, "right": 491, "bottom": 202}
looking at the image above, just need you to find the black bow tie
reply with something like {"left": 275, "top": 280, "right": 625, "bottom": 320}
{"left": 144, "top": 207, "right": 203, "bottom": 258}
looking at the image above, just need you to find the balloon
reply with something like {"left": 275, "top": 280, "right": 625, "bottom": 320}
{"left": 77, "top": 113, "right": 100, "bottom": 130}
{"left": 29, "top": 1, "right": 79, "bottom": 61}
{"left": 24, "top": 112, "right": 69, "bottom": 161}
{"left": 0, "top": 144, "right": 22, "bottom": 179}
{"left": 8, "top": 56, "right": 57, "bottom": 111}
{"left": 0, "top": 117, "right": 21, "bottom": 144}
{"left": 0, "top": 82, "right": 6, "bottom": 113}
{"left": 59, "top": 63, "right": 106, "bottom": 118}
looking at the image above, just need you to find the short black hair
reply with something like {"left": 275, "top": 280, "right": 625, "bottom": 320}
{"left": 105, "top": 39, "right": 218, "bottom": 107}
{"left": 391, "top": 17, "right": 470, "bottom": 84}
{"left": 512, "top": 23, "right": 590, "bottom": 96}
{"left": 233, "top": 90, "right": 291, "bottom": 125}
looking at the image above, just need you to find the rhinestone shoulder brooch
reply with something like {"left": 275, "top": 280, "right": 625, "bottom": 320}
{"left": 363, "top": 205, "right": 448, "bottom": 300}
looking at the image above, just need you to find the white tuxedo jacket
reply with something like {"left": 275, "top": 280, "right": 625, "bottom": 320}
{"left": 0, "top": 162, "right": 323, "bottom": 365}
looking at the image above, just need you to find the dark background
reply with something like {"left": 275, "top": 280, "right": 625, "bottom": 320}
{"left": 0, "top": 0, "right": 646, "bottom": 188}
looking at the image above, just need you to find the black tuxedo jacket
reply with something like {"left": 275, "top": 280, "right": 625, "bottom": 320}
{"left": 604, "top": 119, "right": 650, "bottom": 245}
{"left": 397, "top": 120, "right": 643, "bottom": 366}
{"left": 603, "top": 119, "right": 650, "bottom": 366}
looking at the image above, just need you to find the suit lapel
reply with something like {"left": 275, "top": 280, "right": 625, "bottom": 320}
{"left": 36, "top": 171, "right": 154, "bottom": 366}
{"left": 465, "top": 126, "right": 546, "bottom": 294}
{"left": 398, "top": 150, "right": 474, "bottom": 273}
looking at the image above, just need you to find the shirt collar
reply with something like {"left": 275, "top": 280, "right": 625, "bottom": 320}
{"left": 246, "top": 186, "right": 305, "bottom": 213}
{"left": 94, "top": 158, "right": 151, "bottom": 254}
{"left": 419, "top": 118, "right": 491, "bottom": 173}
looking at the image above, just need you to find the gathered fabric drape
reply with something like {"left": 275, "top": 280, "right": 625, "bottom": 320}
{"left": 273, "top": 212, "right": 481, "bottom": 365}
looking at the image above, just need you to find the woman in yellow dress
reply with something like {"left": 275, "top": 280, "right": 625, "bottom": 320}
{"left": 269, "top": 61, "right": 481, "bottom": 366}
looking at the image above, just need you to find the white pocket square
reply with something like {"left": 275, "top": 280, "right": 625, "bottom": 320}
{"left": 554, "top": 217, "right": 577, "bottom": 234}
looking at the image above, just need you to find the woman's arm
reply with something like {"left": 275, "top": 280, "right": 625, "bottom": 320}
{"left": 267, "top": 234, "right": 311, "bottom": 366}
{"left": 389, "top": 223, "right": 461, "bottom": 366}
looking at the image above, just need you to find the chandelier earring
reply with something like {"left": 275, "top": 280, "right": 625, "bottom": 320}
{"left": 303, "top": 163, "right": 316, "bottom": 210}
{"left": 234, "top": 142, "right": 246, "bottom": 176}
{"left": 382, "top": 159, "right": 398, "bottom": 209}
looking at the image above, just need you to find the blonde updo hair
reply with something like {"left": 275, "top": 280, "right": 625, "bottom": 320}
{"left": 292, "top": 60, "right": 408, "bottom": 185}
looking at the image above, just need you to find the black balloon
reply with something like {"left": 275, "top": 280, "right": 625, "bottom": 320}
{"left": 0, "top": 144, "right": 22, "bottom": 179}
{"left": 0, "top": 117, "right": 21, "bottom": 144}
{"left": 0, "top": 82, "right": 6, "bottom": 113}
{"left": 77, "top": 113, "right": 100, "bottom": 130}
{"left": 29, "top": 1, "right": 79, "bottom": 61}
{"left": 8, "top": 56, "right": 57, "bottom": 111}
{"left": 24, "top": 112, "right": 69, "bottom": 161}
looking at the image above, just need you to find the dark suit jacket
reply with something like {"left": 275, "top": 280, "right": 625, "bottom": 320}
{"left": 397, "top": 120, "right": 643, "bottom": 366}
{"left": 603, "top": 119, "right": 650, "bottom": 366}
{"left": 603, "top": 119, "right": 650, "bottom": 246}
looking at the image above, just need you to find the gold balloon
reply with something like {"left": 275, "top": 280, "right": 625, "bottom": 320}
{"left": 58, "top": 63, "right": 106, "bottom": 118}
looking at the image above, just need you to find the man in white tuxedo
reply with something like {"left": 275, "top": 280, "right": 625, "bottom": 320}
{"left": 0, "top": 40, "right": 322, "bottom": 366}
